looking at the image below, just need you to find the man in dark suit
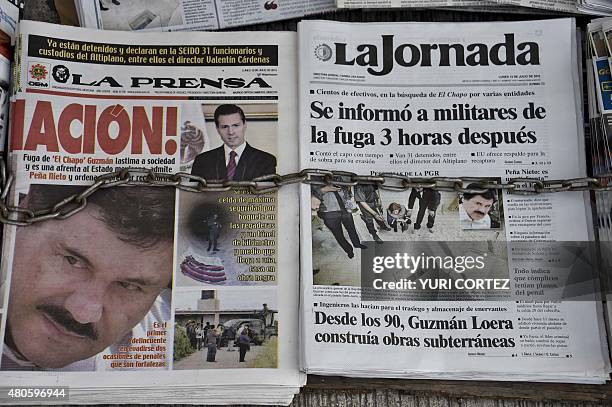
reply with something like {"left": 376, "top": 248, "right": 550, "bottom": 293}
{"left": 191, "top": 104, "right": 276, "bottom": 181}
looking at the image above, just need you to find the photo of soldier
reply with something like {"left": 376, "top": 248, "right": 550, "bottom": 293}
{"left": 313, "top": 180, "right": 506, "bottom": 286}
{"left": 186, "top": 320, "right": 198, "bottom": 350}
{"left": 205, "top": 326, "right": 218, "bottom": 362}
{"left": 204, "top": 322, "right": 211, "bottom": 337}
{"left": 195, "top": 324, "right": 204, "bottom": 351}
{"left": 238, "top": 330, "right": 251, "bottom": 363}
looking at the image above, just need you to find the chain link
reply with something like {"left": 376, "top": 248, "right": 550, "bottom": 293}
{"left": 0, "top": 158, "right": 610, "bottom": 226}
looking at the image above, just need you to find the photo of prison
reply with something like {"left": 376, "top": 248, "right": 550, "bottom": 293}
{"left": 173, "top": 288, "right": 278, "bottom": 369}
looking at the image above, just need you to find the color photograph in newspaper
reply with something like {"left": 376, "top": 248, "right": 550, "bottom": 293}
{"left": 2, "top": 77, "right": 180, "bottom": 372}
{"left": 173, "top": 287, "right": 278, "bottom": 369}
{"left": 177, "top": 103, "right": 278, "bottom": 288}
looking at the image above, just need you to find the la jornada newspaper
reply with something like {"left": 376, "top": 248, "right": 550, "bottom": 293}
{"left": 298, "top": 18, "right": 611, "bottom": 382}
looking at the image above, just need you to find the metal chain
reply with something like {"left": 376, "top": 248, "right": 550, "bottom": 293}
{"left": 0, "top": 158, "right": 610, "bottom": 226}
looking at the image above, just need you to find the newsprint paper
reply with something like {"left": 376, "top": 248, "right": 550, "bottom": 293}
{"left": 336, "top": 0, "right": 612, "bottom": 15}
{"left": 0, "top": 20, "right": 304, "bottom": 404}
{"left": 298, "top": 19, "right": 611, "bottom": 382}
{"left": 336, "top": 0, "right": 497, "bottom": 9}
{"left": 75, "top": 0, "right": 336, "bottom": 32}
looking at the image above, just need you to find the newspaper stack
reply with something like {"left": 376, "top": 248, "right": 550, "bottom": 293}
{"left": 74, "top": 0, "right": 336, "bottom": 31}
{"left": 0, "top": 20, "right": 304, "bottom": 404}
{"left": 299, "top": 19, "right": 611, "bottom": 383}
{"left": 587, "top": 18, "right": 612, "bottom": 358}
{"left": 336, "top": 0, "right": 612, "bottom": 15}
{"left": 579, "top": 0, "right": 612, "bottom": 14}
{"left": 70, "top": 0, "right": 612, "bottom": 21}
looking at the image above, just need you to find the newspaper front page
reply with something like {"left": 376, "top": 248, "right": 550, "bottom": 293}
{"left": 298, "top": 19, "right": 610, "bottom": 382}
{"left": 76, "top": 0, "right": 335, "bottom": 31}
{"left": 0, "top": 20, "right": 304, "bottom": 403}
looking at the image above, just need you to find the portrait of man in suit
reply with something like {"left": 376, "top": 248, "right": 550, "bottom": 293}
{"left": 190, "top": 104, "right": 277, "bottom": 181}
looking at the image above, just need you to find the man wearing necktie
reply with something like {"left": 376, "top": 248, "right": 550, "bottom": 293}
{"left": 191, "top": 104, "right": 277, "bottom": 181}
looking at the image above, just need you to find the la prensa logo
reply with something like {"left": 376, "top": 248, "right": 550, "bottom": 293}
{"left": 52, "top": 64, "right": 70, "bottom": 83}
{"left": 27, "top": 62, "right": 50, "bottom": 88}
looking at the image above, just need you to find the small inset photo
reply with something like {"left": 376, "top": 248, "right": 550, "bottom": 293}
{"left": 173, "top": 288, "right": 278, "bottom": 370}
{"left": 179, "top": 103, "right": 209, "bottom": 171}
{"left": 176, "top": 190, "right": 277, "bottom": 287}
{"left": 458, "top": 180, "right": 504, "bottom": 230}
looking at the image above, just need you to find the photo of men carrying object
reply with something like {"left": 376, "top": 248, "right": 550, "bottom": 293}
{"left": 311, "top": 178, "right": 504, "bottom": 287}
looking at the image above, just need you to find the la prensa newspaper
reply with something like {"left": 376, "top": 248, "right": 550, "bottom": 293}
{"left": 0, "top": 20, "right": 304, "bottom": 403}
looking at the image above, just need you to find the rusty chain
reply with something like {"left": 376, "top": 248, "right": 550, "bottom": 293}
{"left": 0, "top": 158, "right": 610, "bottom": 226}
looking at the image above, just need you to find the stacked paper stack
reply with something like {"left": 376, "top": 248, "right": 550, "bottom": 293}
{"left": 0, "top": 18, "right": 304, "bottom": 405}
{"left": 587, "top": 17, "right": 612, "bottom": 360}
{"left": 298, "top": 18, "right": 611, "bottom": 384}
